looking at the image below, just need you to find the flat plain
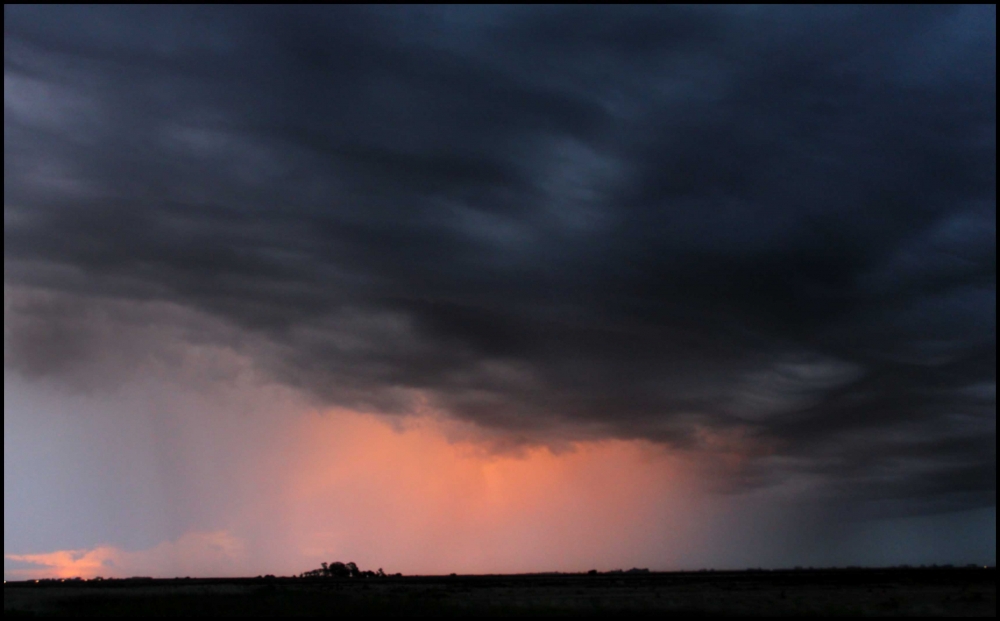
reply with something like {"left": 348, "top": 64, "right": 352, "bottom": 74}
{"left": 5, "top": 568, "right": 995, "bottom": 617}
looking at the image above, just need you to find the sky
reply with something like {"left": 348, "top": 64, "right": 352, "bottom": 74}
{"left": 4, "top": 6, "right": 996, "bottom": 580}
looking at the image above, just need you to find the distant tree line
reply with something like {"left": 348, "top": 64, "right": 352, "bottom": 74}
{"left": 299, "top": 562, "right": 398, "bottom": 579}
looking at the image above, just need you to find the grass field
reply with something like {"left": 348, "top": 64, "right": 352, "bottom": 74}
{"left": 5, "top": 568, "right": 995, "bottom": 617}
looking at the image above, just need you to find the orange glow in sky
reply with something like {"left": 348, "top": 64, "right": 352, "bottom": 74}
{"left": 7, "top": 405, "right": 717, "bottom": 580}
{"left": 274, "top": 410, "right": 701, "bottom": 575}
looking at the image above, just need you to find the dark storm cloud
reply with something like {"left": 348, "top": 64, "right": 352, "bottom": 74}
{"left": 4, "top": 6, "right": 995, "bottom": 511}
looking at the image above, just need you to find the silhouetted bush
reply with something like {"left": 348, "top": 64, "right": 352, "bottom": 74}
{"left": 300, "top": 561, "right": 389, "bottom": 579}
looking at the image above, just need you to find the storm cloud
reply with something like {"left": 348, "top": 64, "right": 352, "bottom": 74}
{"left": 5, "top": 6, "right": 995, "bottom": 513}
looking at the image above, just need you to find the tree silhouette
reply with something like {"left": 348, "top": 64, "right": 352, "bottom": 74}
{"left": 328, "top": 562, "right": 350, "bottom": 578}
{"left": 300, "top": 560, "right": 390, "bottom": 579}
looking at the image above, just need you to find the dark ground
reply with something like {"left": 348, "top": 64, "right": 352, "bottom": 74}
{"left": 4, "top": 568, "right": 995, "bottom": 617}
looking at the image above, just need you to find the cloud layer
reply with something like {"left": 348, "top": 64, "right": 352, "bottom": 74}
{"left": 6, "top": 532, "right": 245, "bottom": 581}
{"left": 4, "top": 6, "right": 995, "bottom": 513}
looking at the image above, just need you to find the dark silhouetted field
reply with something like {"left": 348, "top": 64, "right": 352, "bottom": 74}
{"left": 5, "top": 568, "right": 995, "bottom": 617}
